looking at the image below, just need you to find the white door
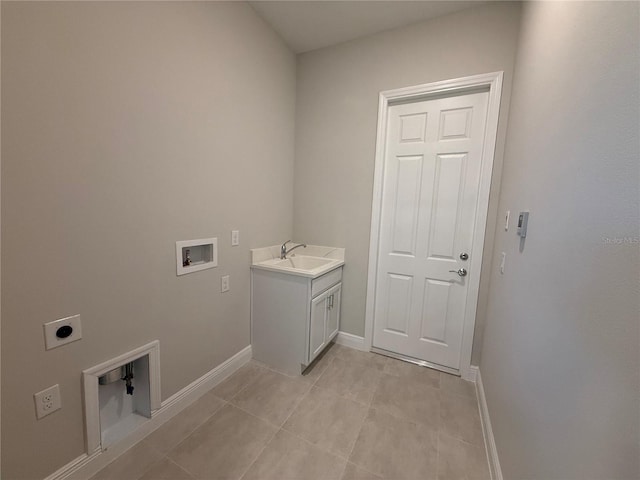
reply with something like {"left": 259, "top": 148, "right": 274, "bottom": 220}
{"left": 373, "top": 90, "right": 489, "bottom": 370}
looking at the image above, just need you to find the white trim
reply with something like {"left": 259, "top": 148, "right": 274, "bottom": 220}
{"left": 47, "top": 345, "right": 252, "bottom": 480}
{"left": 372, "top": 347, "right": 459, "bottom": 375}
{"left": 42, "top": 451, "right": 101, "bottom": 480}
{"left": 334, "top": 331, "right": 366, "bottom": 351}
{"left": 158, "top": 345, "right": 251, "bottom": 412}
{"left": 175, "top": 237, "right": 218, "bottom": 276}
{"left": 364, "top": 72, "right": 504, "bottom": 380}
{"left": 464, "top": 364, "right": 479, "bottom": 383}
{"left": 476, "top": 368, "right": 503, "bottom": 480}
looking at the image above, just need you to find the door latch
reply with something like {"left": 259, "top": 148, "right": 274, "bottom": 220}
{"left": 449, "top": 268, "right": 468, "bottom": 277}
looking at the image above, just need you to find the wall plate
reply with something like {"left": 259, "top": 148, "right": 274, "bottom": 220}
{"left": 44, "top": 315, "right": 82, "bottom": 350}
{"left": 221, "top": 274, "right": 230, "bottom": 292}
{"left": 34, "top": 384, "right": 62, "bottom": 419}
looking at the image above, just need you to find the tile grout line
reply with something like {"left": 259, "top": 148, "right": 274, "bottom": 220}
{"left": 130, "top": 454, "right": 165, "bottom": 480}
{"left": 236, "top": 423, "right": 280, "bottom": 480}
{"left": 166, "top": 456, "right": 198, "bottom": 480}
{"left": 228, "top": 371, "right": 313, "bottom": 429}
{"left": 342, "top": 361, "right": 387, "bottom": 479}
{"left": 436, "top": 425, "right": 441, "bottom": 480}
{"left": 225, "top": 365, "right": 267, "bottom": 403}
{"left": 343, "top": 403, "right": 374, "bottom": 477}
{"left": 227, "top": 401, "right": 288, "bottom": 430}
{"left": 344, "top": 461, "right": 383, "bottom": 480}
{"left": 236, "top": 377, "right": 313, "bottom": 480}
{"left": 164, "top": 364, "right": 291, "bottom": 477}
{"left": 439, "top": 429, "right": 487, "bottom": 448}
{"left": 159, "top": 399, "right": 230, "bottom": 459}
{"left": 439, "top": 385, "right": 486, "bottom": 448}
{"left": 97, "top": 396, "right": 230, "bottom": 479}
{"left": 437, "top": 384, "right": 491, "bottom": 479}
{"left": 251, "top": 352, "right": 333, "bottom": 386}
{"left": 279, "top": 386, "right": 367, "bottom": 462}
{"left": 309, "top": 356, "right": 333, "bottom": 387}
{"left": 277, "top": 426, "right": 353, "bottom": 463}
{"left": 223, "top": 370, "right": 312, "bottom": 479}
{"left": 436, "top": 390, "right": 444, "bottom": 480}
{"left": 276, "top": 377, "right": 314, "bottom": 429}
{"left": 437, "top": 384, "right": 442, "bottom": 480}
{"left": 312, "top": 354, "right": 383, "bottom": 407}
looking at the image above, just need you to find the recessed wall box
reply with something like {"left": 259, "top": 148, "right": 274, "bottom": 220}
{"left": 83, "top": 341, "right": 161, "bottom": 452}
{"left": 176, "top": 237, "right": 218, "bottom": 276}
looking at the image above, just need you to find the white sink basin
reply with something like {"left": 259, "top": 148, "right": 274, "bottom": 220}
{"left": 252, "top": 254, "right": 344, "bottom": 278}
{"left": 274, "top": 256, "right": 333, "bottom": 270}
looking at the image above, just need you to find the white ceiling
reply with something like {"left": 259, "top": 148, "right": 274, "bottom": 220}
{"left": 248, "top": 1, "right": 487, "bottom": 54}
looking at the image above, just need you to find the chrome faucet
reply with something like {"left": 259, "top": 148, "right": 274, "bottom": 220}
{"left": 280, "top": 240, "right": 307, "bottom": 259}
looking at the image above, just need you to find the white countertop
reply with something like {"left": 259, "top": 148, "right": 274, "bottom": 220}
{"left": 251, "top": 244, "right": 345, "bottom": 278}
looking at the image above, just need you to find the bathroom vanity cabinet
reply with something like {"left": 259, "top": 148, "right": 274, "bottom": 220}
{"left": 250, "top": 262, "right": 343, "bottom": 375}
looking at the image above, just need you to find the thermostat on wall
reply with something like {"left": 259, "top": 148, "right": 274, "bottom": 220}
{"left": 517, "top": 211, "right": 529, "bottom": 238}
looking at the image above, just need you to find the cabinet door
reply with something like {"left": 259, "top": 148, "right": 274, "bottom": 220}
{"left": 326, "top": 283, "right": 341, "bottom": 342}
{"left": 309, "top": 293, "right": 328, "bottom": 362}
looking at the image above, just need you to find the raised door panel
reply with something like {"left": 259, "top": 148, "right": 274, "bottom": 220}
{"left": 419, "top": 279, "right": 451, "bottom": 345}
{"left": 390, "top": 155, "right": 423, "bottom": 256}
{"left": 309, "top": 294, "right": 327, "bottom": 363}
{"left": 326, "top": 283, "right": 341, "bottom": 342}
{"left": 382, "top": 273, "right": 413, "bottom": 336}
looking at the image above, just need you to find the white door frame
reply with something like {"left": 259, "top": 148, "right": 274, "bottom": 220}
{"left": 364, "top": 72, "right": 503, "bottom": 381}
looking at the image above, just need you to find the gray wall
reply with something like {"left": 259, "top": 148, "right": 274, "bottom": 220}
{"left": 480, "top": 2, "right": 640, "bottom": 478}
{"left": 293, "top": 3, "right": 521, "bottom": 363}
{"left": 1, "top": 2, "right": 295, "bottom": 478}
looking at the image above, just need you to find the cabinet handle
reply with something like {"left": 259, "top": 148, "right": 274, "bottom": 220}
{"left": 330, "top": 294, "right": 334, "bottom": 309}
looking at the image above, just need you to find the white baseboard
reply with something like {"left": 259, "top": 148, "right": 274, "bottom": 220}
{"left": 464, "top": 364, "right": 479, "bottom": 383}
{"left": 335, "top": 331, "right": 367, "bottom": 351}
{"left": 476, "top": 368, "right": 503, "bottom": 480}
{"left": 45, "top": 345, "right": 252, "bottom": 480}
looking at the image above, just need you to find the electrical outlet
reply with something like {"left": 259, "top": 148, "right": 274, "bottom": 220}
{"left": 221, "top": 275, "right": 230, "bottom": 293}
{"left": 231, "top": 230, "right": 240, "bottom": 246}
{"left": 43, "top": 314, "right": 82, "bottom": 350}
{"left": 34, "top": 384, "right": 61, "bottom": 419}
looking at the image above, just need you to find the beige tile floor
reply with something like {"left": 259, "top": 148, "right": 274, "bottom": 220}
{"left": 90, "top": 344, "right": 490, "bottom": 480}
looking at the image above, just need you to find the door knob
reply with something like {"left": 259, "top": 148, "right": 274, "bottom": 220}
{"left": 449, "top": 268, "right": 468, "bottom": 277}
